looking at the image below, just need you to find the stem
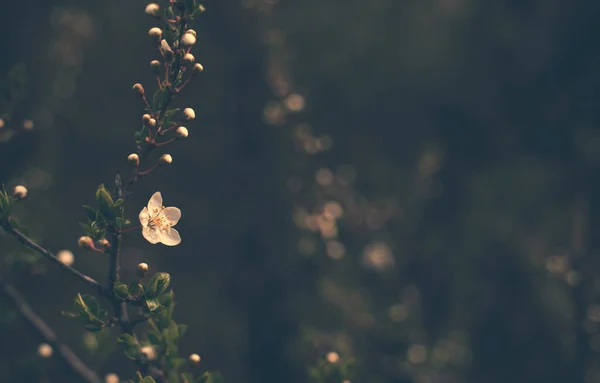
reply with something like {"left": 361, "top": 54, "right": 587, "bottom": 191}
{"left": 1, "top": 223, "right": 107, "bottom": 296}
{"left": 119, "top": 225, "right": 142, "bottom": 233}
{"left": 0, "top": 278, "right": 101, "bottom": 383}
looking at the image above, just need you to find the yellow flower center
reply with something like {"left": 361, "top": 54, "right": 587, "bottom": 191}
{"left": 149, "top": 206, "right": 172, "bottom": 231}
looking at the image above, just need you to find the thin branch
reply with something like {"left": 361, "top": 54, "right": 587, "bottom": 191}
{"left": 1, "top": 223, "right": 107, "bottom": 296}
{"left": 111, "top": 176, "right": 133, "bottom": 334}
{"left": 0, "top": 277, "right": 101, "bottom": 383}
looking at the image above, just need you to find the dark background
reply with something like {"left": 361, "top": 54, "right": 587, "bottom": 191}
{"left": 2, "top": 0, "right": 600, "bottom": 382}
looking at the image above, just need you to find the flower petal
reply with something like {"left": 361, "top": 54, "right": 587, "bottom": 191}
{"left": 147, "top": 192, "right": 163, "bottom": 213}
{"left": 139, "top": 207, "right": 150, "bottom": 227}
{"left": 162, "top": 207, "right": 181, "bottom": 226}
{"left": 159, "top": 228, "right": 181, "bottom": 246}
{"left": 142, "top": 226, "right": 161, "bottom": 244}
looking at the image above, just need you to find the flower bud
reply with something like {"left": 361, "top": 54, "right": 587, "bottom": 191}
{"left": 57, "top": 250, "right": 74, "bottom": 266}
{"left": 145, "top": 3, "right": 160, "bottom": 17}
{"left": 96, "top": 238, "right": 110, "bottom": 249}
{"left": 78, "top": 236, "right": 95, "bottom": 250}
{"left": 128, "top": 153, "right": 140, "bottom": 166}
{"left": 159, "top": 154, "right": 173, "bottom": 165}
{"left": 189, "top": 353, "right": 201, "bottom": 365}
{"left": 183, "top": 108, "right": 195, "bottom": 120}
{"left": 160, "top": 40, "right": 174, "bottom": 61}
{"left": 13, "top": 185, "right": 28, "bottom": 200}
{"left": 132, "top": 83, "right": 144, "bottom": 96}
{"left": 181, "top": 32, "right": 196, "bottom": 47}
{"left": 142, "top": 114, "right": 152, "bottom": 124}
{"left": 23, "top": 119, "right": 34, "bottom": 130}
{"left": 192, "top": 63, "right": 204, "bottom": 76}
{"left": 38, "top": 343, "right": 53, "bottom": 358}
{"left": 149, "top": 27, "right": 162, "bottom": 40}
{"left": 150, "top": 60, "right": 161, "bottom": 75}
{"left": 176, "top": 126, "right": 188, "bottom": 138}
{"left": 186, "top": 29, "right": 197, "bottom": 38}
{"left": 183, "top": 53, "right": 195, "bottom": 65}
{"left": 105, "top": 373, "right": 119, "bottom": 383}
{"left": 0, "top": 118, "right": 4, "bottom": 129}
{"left": 148, "top": 118, "right": 157, "bottom": 128}
{"left": 197, "top": 5, "right": 206, "bottom": 13}
{"left": 140, "top": 346, "right": 157, "bottom": 361}
{"left": 137, "top": 262, "right": 149, "bottom": 278}
{"left": 326, "top": 351, "right": 340, "bottom": 364}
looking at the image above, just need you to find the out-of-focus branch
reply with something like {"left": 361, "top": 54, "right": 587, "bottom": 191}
{"left": 0, "top": 277, "right": 101, "bottom": 383}
{"left": 1, "top": 223, "right": 107, "bottom": 296}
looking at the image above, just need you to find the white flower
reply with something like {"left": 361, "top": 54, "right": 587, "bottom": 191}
{"left": 139, "top": 192, "right": 181, "bottom": 246}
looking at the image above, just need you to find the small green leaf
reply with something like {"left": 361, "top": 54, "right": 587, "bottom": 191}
{"left": 145, "top": 298, "right": 161, "bottom": 312}
{"left": 96, "top": 184, "right": 115, "bottom": 221}
{"left": 129, "top": 281, "right": 143, "bottom": 296}
{"left": 142, "top": 377, "right": 157, "bottom": 383}
{"left": 157, "top": 290, "right": 174, "bottom": 307}
{"left": 83, "top": 205, "right": 97, "bottom": 221}
{"left": 181, "top": 372, "right": 194, "bottom": 383}
{"left": 147, "top": 331, "right": 161, "bottom": 346}
{"left": 113, "top": 282, "right": 130, "bottom": 299}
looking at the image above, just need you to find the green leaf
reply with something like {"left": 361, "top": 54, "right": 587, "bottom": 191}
{"left": 83, "top": 205, "right": 97, "bottom": 221}
{"left": 145, "top": 298, "right": 162, "bottom": 312}
{"left": 117, "top": 334, "right": 139, "bottom": 360}
{"left": 181, "top": 372, "right": 194, "bottom": 383}
{"left": 147, "top": 331, "right": 161, "bottom": 346}
{"left": 142, "top": 377, "right": 157, "bottom": 383}
{"left": 196, "top": 372, "right": 224, "bottom": 383}
{"left": 157, "top": 290, "right": 174, "bottom": 307}
{"left": 177, "top": 324, "right": 187, "bottom": 339}
{"left": 96, "top": 184, "right": 115, "bottom": 221}
{"left": 152, "top": 88, "right": 168, "bottom": 112}
{"left": 145, "top": 272, "right": 171, "bottom": 299}
{"left": 113, "top": 282, "right": 130, "bottom": 299}
{"left": 170, "top": 357, "right": 186, "bottom": 370}
{"left": 129, "top": 281, "right": 143, "bottom": 296}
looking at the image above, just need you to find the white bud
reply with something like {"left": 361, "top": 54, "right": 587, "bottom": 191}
{"left": 38, "top": 343, "right": 53, "bottom": 358}
{"left": 176, "top": 126, "right": 188, "bottom": 138}
{"left": 57, "top": 250, "right": 74, "bottom": 266}
{"left": 132, "top": 83, "right": 144, "bottom": 95}
{"left": 183, "top": 53, "right": 195, "bottom": 65}
{"left": 192, "top": 63, "right": 204, "bottom": 76}
{"left": 145, "top": 3, "right": 160, "bottom": 17}
{"left": 183, "top": 108, "right": 196, "bottom": 120}
{"left": 181, "top": 32, "right": 196, "bottom": 47}
{"left": 0, "top": 119, "right": 5, "bottom": 129}
{"left": 326, "top": 351, "right": 340, "bottom": 364}
{"left": 96, "top": 238, "right": 110, "bottom": 249}
{"left": 137, "top": 262, "right": 149, "bottom": 277}
{"left": 23, "top": 119, "right": 34, "bottom": 130}
{"left": 13, "top": 185, "right": 28, "bottom": 199}
{"left": 150, "top": 60, "right": 161, "bottom": 74}
{"left": 148, "top": 118, "right": 157, "bottom": 128}
{"left": 140, "top": 346, "right": 157, "bottom": 361}
{"left": 105, "top": 373, "right": 119, "bottom": 383}
{"left": 189, "top": 353, "right": 201, "bottom": 364}
{"left": 78, "top": 236, "right": 95, "bottom": 250}
{"left": 186, "top": 29, "right": 197, "bottom": 37}
{"left": 128, "top": 153, "right": 140, "bottom": 166}
{"left": 149, "top": 27, "right": 162, "bottom": 40}
{"left": 159, "top": 154, "right": 173, "bottom": 164}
